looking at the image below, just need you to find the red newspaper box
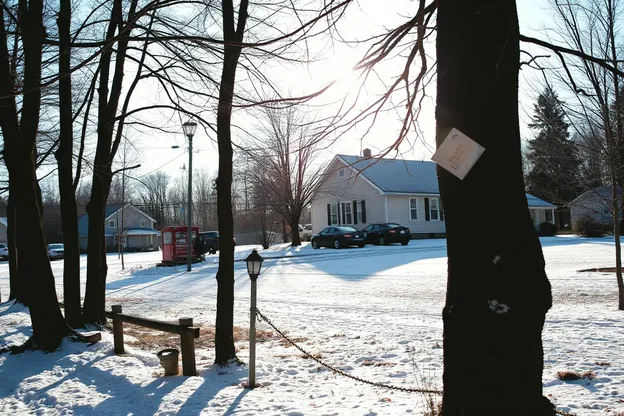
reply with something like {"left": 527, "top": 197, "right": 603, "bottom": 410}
{"left": 161, "top": 226, "right": 200, "bottom": 264}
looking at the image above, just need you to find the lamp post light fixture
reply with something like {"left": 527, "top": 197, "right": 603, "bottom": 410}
{"left": 182, "top": 121, "right": 197, "bottom": 272}
{"left": 245, "top": 249, "right": 264, "bottom": 388}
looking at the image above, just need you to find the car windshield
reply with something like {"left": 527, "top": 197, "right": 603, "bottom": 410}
{"left": 0, "top": 243, "right": 6, "bottom": 248}
{"left": 337, "top": 227, "right": 357, "bottom": 233}
{"left": 49, "top": 244, "right": 64, "bottom": 249}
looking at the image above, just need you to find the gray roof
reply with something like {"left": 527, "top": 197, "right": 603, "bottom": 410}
{"left": 337, "top": 154, "right": 554, "bottom": 208}
{"left": 570, "top": 185, "right": 621, "bottom": 205}
{"left": 338, "top": 155, "right": 439, "bottom": 194}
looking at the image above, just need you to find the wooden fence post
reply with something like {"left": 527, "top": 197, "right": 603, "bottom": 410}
{"left": 112, "top": 304, "right": 125, "bottom": 354}
{"left": 179, "top": 317, "right": 196, "bottom": 376}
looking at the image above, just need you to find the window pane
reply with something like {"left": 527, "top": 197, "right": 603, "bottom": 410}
{"left": 410, "top": 198, "right": 418, "bottom": 220}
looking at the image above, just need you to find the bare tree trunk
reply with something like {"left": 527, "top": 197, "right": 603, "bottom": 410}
{"left": 214, "top": 0, "right": 249, "bottom": 365}
{"left": 55, "top": 0, "right": 82, "bottom": 327}
{"left": 0, "top": 0, "right": 69, "bottom": 350}
{"left": 7, "top": 188, "right": 24, "bottom": 303}
{"left": 82, "top": 0, "right": 137, "bottom": 325}
{"left": 437, "top": 0, "right": 554, "bottom": 413}
{"left": 290, "top": 212, "right": 302, "bottom": 246}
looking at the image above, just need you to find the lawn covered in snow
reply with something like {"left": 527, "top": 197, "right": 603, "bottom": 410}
{"left": 0, "top": 236, "right": 622, "bottom": 415}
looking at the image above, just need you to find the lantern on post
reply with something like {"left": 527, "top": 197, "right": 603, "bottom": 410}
{"left": 245, "top": 249, "right": 264, "bottom": 388}
{"left": 181, "top": 120, "right": 197, "bottom": 272}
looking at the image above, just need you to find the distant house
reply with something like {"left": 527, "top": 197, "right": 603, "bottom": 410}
{"left": 78, "top": 204, "right": 160, "bottom": 252}
{"left": 0, "top": 217, "right": 6, "bottom": 243}
{"left": 310, "top": 152, "right": 556, "bottom": 238}
{"left": 569, "top": 186, "right": 621, "bottom": 227}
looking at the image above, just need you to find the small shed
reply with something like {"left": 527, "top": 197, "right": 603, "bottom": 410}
{"left": 161, "top": 226, "right": 200, "bottom": 264}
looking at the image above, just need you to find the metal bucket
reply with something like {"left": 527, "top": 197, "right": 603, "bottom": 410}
{"left": 157, "top": 348, "right": 180, "bottom": 376}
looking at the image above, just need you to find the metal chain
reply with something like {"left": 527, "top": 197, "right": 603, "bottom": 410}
{"left": 255, "top": 308, "right": 443, "bottom": 395}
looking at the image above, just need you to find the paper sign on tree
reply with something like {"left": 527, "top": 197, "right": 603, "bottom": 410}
{"left": 431, "top": 128, "right": 485, "bottom": 180}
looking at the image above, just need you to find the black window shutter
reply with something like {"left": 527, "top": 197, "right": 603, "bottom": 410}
{"left": 353, "top": 201, "right": 358, "bottom": 224}
{"left": 425, "top": 198, "right": 431, "bottom": 221}
{"left": 341, "top": 203, "right": 346, "bottom": 224}
{"left": 361, "top": 200, "right": 367, "bottom": 223}
{"left": 440, "top": 199, "right": 445, "bottom": 220}
{"left": 327, "top": 204, "right": 331, "bottom": 225}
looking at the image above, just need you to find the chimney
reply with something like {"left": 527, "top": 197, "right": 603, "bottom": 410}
{"left": 362, "top": 148, "right": 372, "bottom": 158}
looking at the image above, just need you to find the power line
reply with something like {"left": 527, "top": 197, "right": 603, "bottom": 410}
{"left": 138, "top": 152, "right": 186, "bottom": 178}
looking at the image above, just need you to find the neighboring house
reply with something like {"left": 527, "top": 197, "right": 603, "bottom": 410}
{"left": 78, "top": 204, "right": 160, "bottom": 252}
{"left": 569, "top": 186, "right": 622, "bottom": 227}
{"left": 311, "top": 152, "right": 556, "bottom": 238}
{"left": 0, "top": 217, "right": 7, "bottom": 243}
{"left": 526, "top": 193, "right": 557, "bottom": 228}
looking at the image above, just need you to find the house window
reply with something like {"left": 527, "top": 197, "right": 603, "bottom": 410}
{"left": 339, "top": 168, "right": 345, "bottom": 177}
{"left": 430, "top": 198, "right": 440, "bottom": 221}
{"left": 355, "top": 201, "right": 363, "bottom": 223}
{"left": 330, "top": 203, "right": 339, "bottom": 225}
{"left": 140, "top": 219, "right": 146, "bottom": 227}
{"left": 409, "top": 198, "right": 418, "bottom": 220}
{"left": 342, "top": 202, "right": 352, "bottom": 224}
{"left": 109, "top": 219, "right": 116, "bottom": 228}
{"left": 545, "top": 210, "right": 553, "bottom": 223}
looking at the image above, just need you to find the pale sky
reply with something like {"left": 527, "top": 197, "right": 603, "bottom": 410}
{"left": 108, "top": 0, "right": 552, "bottom": 186}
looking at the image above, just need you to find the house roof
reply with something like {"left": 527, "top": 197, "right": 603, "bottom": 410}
{"left": 336, "top": 154, "right": 555, "bottom": 208}
{"left": 569, "top": 185, "right": 621, "bottom": 206}
{"left": 525, "top": 193, "right": 556, "bottom": 208}
{"left": 338, "top": 155, "right": 439, "bottom": 194}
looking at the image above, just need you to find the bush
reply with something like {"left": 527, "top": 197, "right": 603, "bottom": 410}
{"left": 538, "top": 222, "right": 558, "bottom": 236}
{"left": 572, "top": 216, "right": 611, "bottom": 238}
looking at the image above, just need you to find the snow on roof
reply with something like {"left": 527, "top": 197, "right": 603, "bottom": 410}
{"left": 525, "top": 193, "right": 556, "bottom": 208}
{"left": 124, "top": 228, "right": 160, "bottom": 236}
{"left": 338, "top": 154, "right": 555, "bottom": 208}
{"left": 0, "top": 217, "right": 6, "bottom": 227}
{"left": 338, "top": 155, "right": 440, "bottom": 194}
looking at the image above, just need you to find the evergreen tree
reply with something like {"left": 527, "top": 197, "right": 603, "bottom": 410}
{"left": 525, "top": 87, "right": 581, "bottom": 203}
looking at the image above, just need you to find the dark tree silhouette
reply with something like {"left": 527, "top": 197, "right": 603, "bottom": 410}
{"left": 525, "top": 87, "right": 580, "bottom": 204}
{"left": 436, "top": 1, "right": 555, "bottom": 413}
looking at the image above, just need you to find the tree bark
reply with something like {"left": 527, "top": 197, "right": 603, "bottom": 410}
{"left": 7, "top": 187, "right": 25, "bottom": 303}
{"left": 436, "top": 1, "right": 554, "bottom": 413}
{"left": 55, "top": 0, "right": 82, "bottom": 327}
{"left": 214, "top": 0, "right": 249, "bottom": 365}
{"left": 82, "top": 0, "right": 137, "bottom": 325}
{"left": 290, "top": 213, "right": 302, "bottom": 246}
{"left": 0, "top": 0, "right": 69, "bottom": 350}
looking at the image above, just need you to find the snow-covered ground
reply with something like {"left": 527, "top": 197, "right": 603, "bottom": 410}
{"left": 0, "top": 236, "right": 622, "bottom": 415}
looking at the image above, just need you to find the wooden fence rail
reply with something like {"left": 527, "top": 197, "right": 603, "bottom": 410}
{"left": 107, "top": 304, "right": 200, "bottom": 376}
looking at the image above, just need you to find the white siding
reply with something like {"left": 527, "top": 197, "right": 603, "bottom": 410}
{"left": 570, "top": 193, "right": 615, "bottom": 226}
{"left": 311, "top": 159, "right": 384, "bottom": 234}
{"left": 386, "top": 195, "right": 446, "bottom": 234}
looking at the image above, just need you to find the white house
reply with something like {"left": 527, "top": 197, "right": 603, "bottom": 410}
{"left": 310, "top": 152, "right": 556, "bottom": 238}
{"left": 569, "top": 185, "right": 621, "bottom": 227}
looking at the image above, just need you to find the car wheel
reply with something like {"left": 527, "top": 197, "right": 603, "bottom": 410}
{"left": 312, "top": 239, "right": 319, "bottom": 249}
{"left": 333, "top": 239, "right": 341, "bottom": 249}
{"left": 379, "top": 235, "right": 386, "bottom": 245}
{"left": 401, "top": 241, "right": 408, "bottom": 246}
{"left": 207, "top": 245, "right": 215, "bottom": 255}
{"left": 358, "top": 243, "right": 365, "bottom": 248}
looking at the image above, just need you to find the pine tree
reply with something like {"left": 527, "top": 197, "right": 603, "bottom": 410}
{"left": 525, "top": 87, "right": 581, "bottom": 203}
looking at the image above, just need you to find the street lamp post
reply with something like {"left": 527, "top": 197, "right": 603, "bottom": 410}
{"left": 245, "top": 249, "right": 264, "bottom": 388}
{"left": 182, "top": 121, "right": 197, "bottom": 272}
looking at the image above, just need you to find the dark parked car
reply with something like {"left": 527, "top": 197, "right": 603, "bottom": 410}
{"left": 197, "top": 231, "right": 236, "bottom": 255}
{"left": 311, "top": 226, "right": 365, "bottom": 249}
{"left": 361, "top": 223, "right": 411, "bottom": 246}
